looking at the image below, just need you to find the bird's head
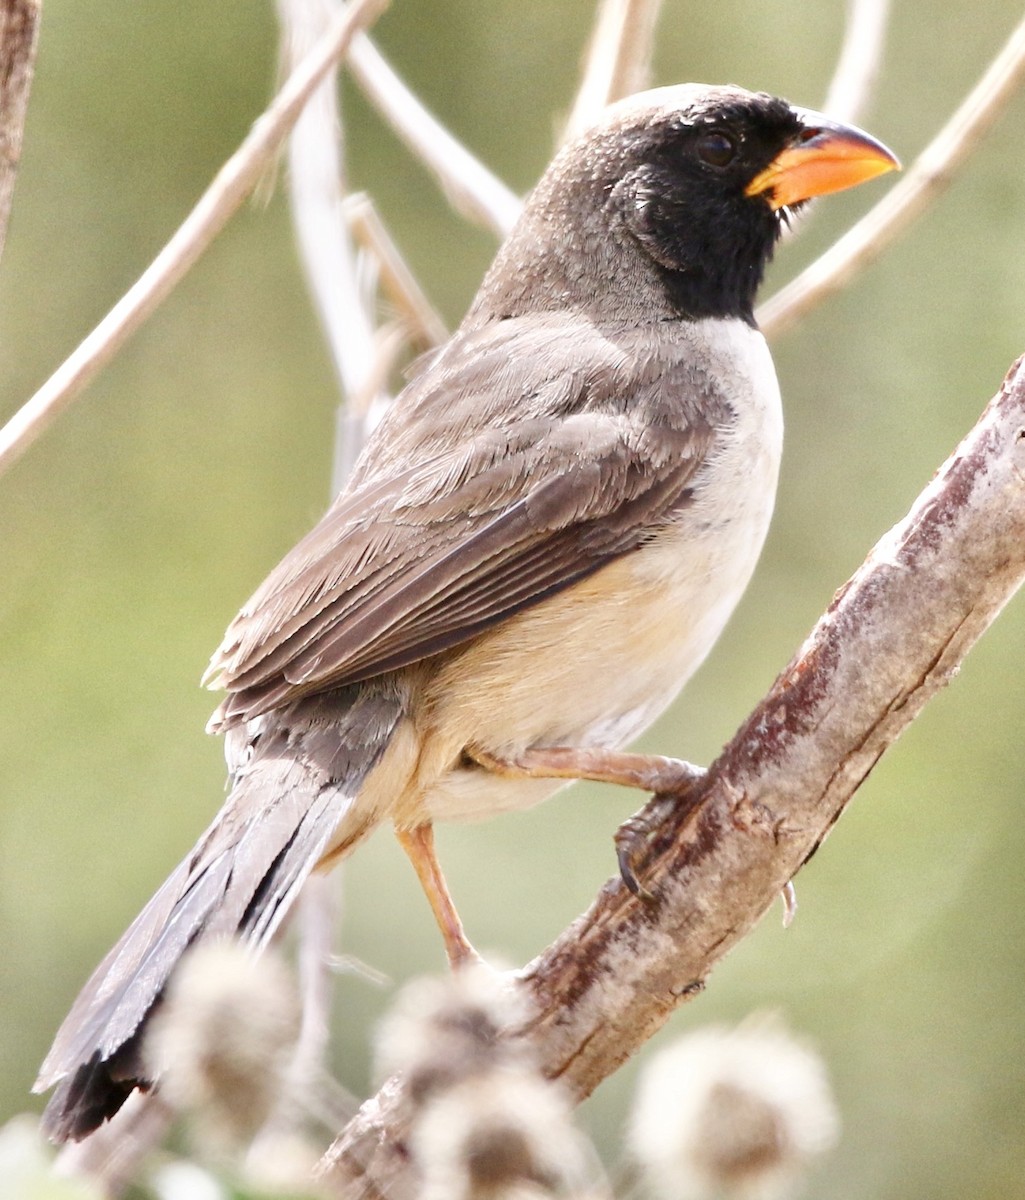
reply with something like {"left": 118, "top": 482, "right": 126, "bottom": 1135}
{"left": 470, "top": 84, "right": 899, "bottom": 328}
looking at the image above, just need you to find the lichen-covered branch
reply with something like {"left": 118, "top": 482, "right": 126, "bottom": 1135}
{"left": 318, "top": 355, "right": 1025, "bottom": 1197}
{"left": 0, "top": 0, "right": 41, "bottom": 264}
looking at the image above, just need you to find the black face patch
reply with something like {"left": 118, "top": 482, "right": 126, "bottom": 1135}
{"left": 611, "top": 94, "right": 806, "bottom": 324}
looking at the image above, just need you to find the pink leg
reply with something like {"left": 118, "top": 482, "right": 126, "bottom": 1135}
{"left": 470, "top": 745, "right": 707, "bottom": 901}
{"left": 470, "top": 745, "right": 704, "bottom": 793}
{"left": 395, "top": 823, "right": 480, "bottom": 969}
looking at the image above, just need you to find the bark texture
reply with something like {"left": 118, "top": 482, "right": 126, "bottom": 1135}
{"left": 0, "top": 0, "right": 41, "bottom": 262}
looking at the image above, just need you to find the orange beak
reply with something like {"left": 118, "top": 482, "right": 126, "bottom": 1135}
{"left": 745, "top": 108, "right": 900, "bottom": 210}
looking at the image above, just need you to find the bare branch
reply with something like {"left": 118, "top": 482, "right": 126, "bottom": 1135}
{"left": 759, "top": 9, "right": 1025, "bottom": 338}
{"left": 277, "top": 0, "right": 378, "bottom": 441}
{"left": 563, "top": 0, "right": 664, "bottom": 142}
{"left": 0, "top": 0, "right": 41, "bottom": 264}
{"left": 773, "top": 0, "right": 890, "bottom": 253}
{"left": 344, "top": 193, "right": 448, "bottom": 349}
{"left": 273, "top": 4, "right": 387, "bottom": 1140}
{"left": 346, "top": 33, "right": 521, "bottom": 236}
{"left": 292, "top": 876, "right": 338, "bottom": 1093}
{"left": 253, "top": 873, "right": 347, "bottom": 1139}
{"left": 0, "top": 0, "right": 388, "bottom": 480}
{"left": 319, "top": 355, "right": 1025, "bottom": 1197}
{"left": 823, "top": 0, "right": 891, "bottom": 125}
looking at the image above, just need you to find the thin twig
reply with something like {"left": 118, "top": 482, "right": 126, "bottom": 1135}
{"left": 774, "top": 0, "right": 891, "bottom": 252}
{"left": 292, "top": 877, "right": 338, "bottom": 1099}
{"left": 277, "top": 0, "right": 378, "bottom": 449}
{"left": 273, "top": 3, "right": 384, "bottom": 1135}
{"left": 0, "top": 0, "right": 42, "bottom": 265}
{"left": 0, "top": 0, "right": 389, "bottom": 480}
{"left": 823, "top": 0, "right": 891, "bottom": 125}
{"left": 287, "top": 879, "right": 370, "bottom": 1138}
{"left": 759, "top": 9, "right": 1025, "bottom": 338}
{"left": 563, "top": 0, "right": 664, "bottom": 143}
{"left": 276, "top": 0, "right": 384, "bottom": 496}
{"left": 320, "top": 355, "right": 1025, "bottom": 1197}
{"left": 344, "top": 193, "right": 448, "bottom": 349}
{"left": 346, "top": 32, "right": 521, "bottom": 237}
{"left": 246, "top": 873, "right": 351, "bottom": 1148}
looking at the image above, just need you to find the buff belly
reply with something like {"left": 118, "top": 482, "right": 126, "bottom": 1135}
{"left": 337, "top": 318, "right": 785, "bottom": 831}
{"left": 402, "top": 358, "right": 782, "bottom": 822}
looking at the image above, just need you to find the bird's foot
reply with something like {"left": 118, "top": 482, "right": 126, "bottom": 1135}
{"left": 614, "top": 766, "right": 708, "bottom": 901}
{"left": 471, "top": 745, "right": 708, "bottom": 901}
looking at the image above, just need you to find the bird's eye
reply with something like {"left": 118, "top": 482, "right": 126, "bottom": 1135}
{"left": 696, "top": 131, "right": 737, "bottom": 168}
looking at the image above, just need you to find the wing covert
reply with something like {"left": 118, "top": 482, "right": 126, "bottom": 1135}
{"left": 207, "top": 318, "right": 724, "bottom": 730}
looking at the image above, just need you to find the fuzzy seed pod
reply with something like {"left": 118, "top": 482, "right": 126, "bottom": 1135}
{"left": 144, "top": 940, "right": 300, "bottom": 1151}
{"left": 375, "top": 964, "right": 533, "bottom": 1102}
{"left": 628, "top": 1017, "right": 840, "bottom": 1200}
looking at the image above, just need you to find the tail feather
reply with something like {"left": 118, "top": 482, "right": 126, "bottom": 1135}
{"left": 35, "top": 685, "right": 403, "bottom": 1142}
{"left": 239, "top": 789, "right": 341, "bottom": 945}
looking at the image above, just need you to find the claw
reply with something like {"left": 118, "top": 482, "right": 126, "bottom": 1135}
{"left": 612, "top": 766, "right": 709, "bottom": 900}
{"left": 615, "top": 813, "right": 660, "bottom": 902}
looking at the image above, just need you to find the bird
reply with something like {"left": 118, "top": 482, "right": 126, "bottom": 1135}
{"left": 35, "top": 84, "right": 898, "bottom": 1142}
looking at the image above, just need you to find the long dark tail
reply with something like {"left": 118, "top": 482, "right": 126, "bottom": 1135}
{"left": 34, "top": 685, "right": 404, "bottom": 1142}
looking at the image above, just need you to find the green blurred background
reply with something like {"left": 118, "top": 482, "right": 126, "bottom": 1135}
{"left": 2, "top": 1, "right": 1025, "bottom": 1195}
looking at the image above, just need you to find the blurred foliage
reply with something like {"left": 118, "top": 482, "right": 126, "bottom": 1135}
{"left": 2, "top": 1, "right": 1025, "bottom": 1196}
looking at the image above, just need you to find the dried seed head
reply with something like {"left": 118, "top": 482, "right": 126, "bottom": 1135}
{"left": 411, "top": 1067, "right": 589, "bottom": 1200}
{"left": 375, "top": 964, "right": 533, "bottom": 1102}
{"left": 629, "top": 1017, "right": 840, "bottom": 1200}
{"left": 243, "top": 1128, "right": 328, "bottom": 1196}
{"left": 377, "top": 968, "right": 602, "bottom": 1197}
{"left": 144, "top": 940, "right": 300, "bottom": 1150}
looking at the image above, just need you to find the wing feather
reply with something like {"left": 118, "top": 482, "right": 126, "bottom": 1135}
{"left": 207, "top": 318, "right": 725, "bottom": 730}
